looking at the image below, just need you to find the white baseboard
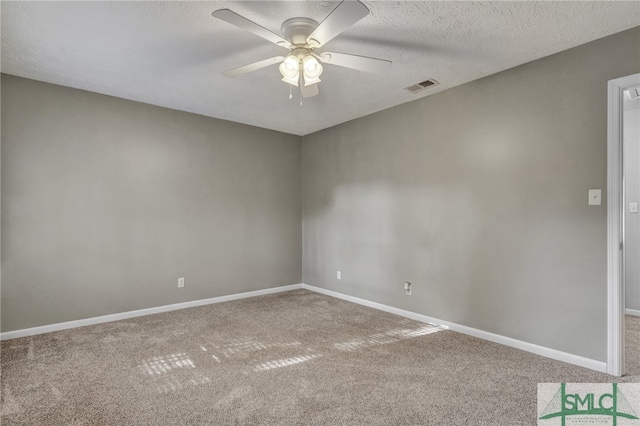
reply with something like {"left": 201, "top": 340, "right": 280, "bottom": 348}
{"left": 301, "top": 284, "right": 608, "bottom": 374}
{"left": 0, "top": 284, "right": 303, "bottom": 341}
{"left": 626, "top": 308, "right": 640, "bottom": 317}
{"left": 1, "top": 282, "right": 609, "bottom": 374}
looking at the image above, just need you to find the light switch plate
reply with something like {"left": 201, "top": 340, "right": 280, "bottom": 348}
{"left": 588, "top": 189, "right": 601, "bottom": 206}
{"left": 631, "top": 202, "right": 639, "bottom": 214}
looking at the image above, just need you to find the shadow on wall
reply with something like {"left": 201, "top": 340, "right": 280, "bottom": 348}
{"left": 302, "top": 47, "right": 609, "bottom": 357}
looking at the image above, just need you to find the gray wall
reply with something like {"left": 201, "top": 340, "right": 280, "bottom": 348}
{"left": 302, "top": 27, "right": 640, "bottom": 362}
{"left": 1, "top": 74, "right": 302, "bottom": 332}
{"left": 626, "top": 102, "right": 640, "bottom": 312}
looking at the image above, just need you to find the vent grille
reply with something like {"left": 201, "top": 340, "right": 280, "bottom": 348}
{"left": 404, "top": 78, "right": 439, "bottom": 94}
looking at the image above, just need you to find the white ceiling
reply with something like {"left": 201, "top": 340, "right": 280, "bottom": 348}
{"left": 2, "top": 1, "right": 640, "bottom": 136}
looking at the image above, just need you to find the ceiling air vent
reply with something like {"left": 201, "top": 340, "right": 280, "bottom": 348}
{"left": 404, "top": 78, "right": 439, "bottom": 94}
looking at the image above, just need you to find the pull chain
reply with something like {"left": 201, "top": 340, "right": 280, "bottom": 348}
{"left": 289, "top": 84, "right": 292, "bottom": 100}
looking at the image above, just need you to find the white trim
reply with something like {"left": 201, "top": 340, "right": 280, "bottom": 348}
{"left": 626, "top": 308, "right": 640, "bottom": 317}
{"left": 607, "top": 73, "right": 640, "bottom": 376}
{"left": 302, "top": 284, "right": 608, "bottom": 373}
{"left": 2, "top": 281, "right": 610, "bottom": 373}
{"left": 0, "top": 284, "right": 303, "bottom": 341}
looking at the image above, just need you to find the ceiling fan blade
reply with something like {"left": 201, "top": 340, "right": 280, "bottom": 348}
{"left": 212, "top": 9, "right": 291, "bottom": 48}
{"left": 223, "top": 56, "right": 285, "bottom": 78}
{"left": 306, "top": 0, "right": 369, "bottom": 48}
{"left": 301, "top": 84, "right": 319, "bottom": 98}
{"left": 317, "top": 52, "right": 391, "bottom": 73}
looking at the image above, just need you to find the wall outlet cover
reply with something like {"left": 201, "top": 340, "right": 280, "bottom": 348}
{"left": 588, "top": 189, "right": 602, "bottom": 206}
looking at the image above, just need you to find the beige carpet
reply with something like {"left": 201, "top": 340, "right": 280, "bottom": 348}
{"left": 627, "top": 314, "right": 640, "bottom": 376}
{"left": 1, "top": 289, "right": 638, "bottom": 425}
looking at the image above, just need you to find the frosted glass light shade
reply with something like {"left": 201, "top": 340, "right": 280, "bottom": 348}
{"left": 279, "top": 55, "right": 301, "bottom": 86}
{"left": 302, "top": 55, "right": 322, "bottom": 86}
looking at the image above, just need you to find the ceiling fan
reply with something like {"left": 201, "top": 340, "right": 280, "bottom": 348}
{"left": 211, "top": 0, "right": 391, "bottom": 100}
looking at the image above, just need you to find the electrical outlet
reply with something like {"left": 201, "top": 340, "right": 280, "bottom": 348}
{"left": 337, "top": 270, "right": 342, "bottom": 280}
{"left": 178, "top": 277, "right": 185, "bottom": 288}
{"left": 404, "top": 282, "right": 412, "bottom": 296}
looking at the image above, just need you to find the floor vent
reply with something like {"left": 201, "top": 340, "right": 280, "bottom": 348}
{"left": 404, "top": 78, "right": 439, "bottom": 94}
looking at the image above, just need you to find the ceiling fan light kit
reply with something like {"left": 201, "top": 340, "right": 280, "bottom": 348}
{"left": 211, "top": 0, "right": 392, "bottom": 102}
{"left": 278, "top": 48, "right": 324, "bottom": 87}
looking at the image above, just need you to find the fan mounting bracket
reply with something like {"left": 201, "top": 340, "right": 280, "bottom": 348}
{"left": 281, "top": 17, "right": 319, "bottom": 47}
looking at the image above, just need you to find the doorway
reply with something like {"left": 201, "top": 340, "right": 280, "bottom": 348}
{"left": 608, "top": 73, "right": 640, "bottom": 377}
{"left": 624, "top": 84, "right": 640, "bottom": 375}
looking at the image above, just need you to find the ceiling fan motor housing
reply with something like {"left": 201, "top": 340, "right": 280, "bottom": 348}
{"left": 281, "top": 17, "right": 319, "bottom": 46}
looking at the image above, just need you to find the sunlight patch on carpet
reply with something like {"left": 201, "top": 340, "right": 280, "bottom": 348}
{"left": 139, "top": 353, "right": 195, "bottom": 376}
{"left": 253, "top": 354, "right": 321, "bottom": 372}
{"left": 334, "top": 325, "right": 444, "bottom": 352}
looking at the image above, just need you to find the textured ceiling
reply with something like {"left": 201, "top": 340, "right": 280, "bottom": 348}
{"left": 2, "top": 1, "right": 640, "bottom": 136}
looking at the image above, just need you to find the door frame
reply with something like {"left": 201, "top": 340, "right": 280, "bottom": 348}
{"left": 607, "top": 72, "right": 640, "bottom": 376}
